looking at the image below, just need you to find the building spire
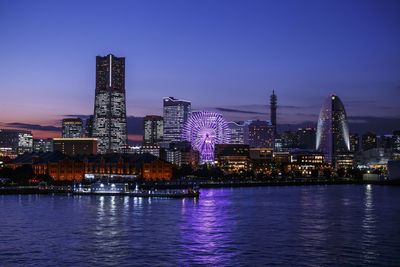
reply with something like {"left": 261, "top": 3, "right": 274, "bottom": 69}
{"left": 270, "top": 90, "right": 277, "bottom": 135}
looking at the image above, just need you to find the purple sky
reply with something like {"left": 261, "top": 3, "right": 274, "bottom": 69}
{"left": 0, "top": 0, "right": 399, "bottom": 138}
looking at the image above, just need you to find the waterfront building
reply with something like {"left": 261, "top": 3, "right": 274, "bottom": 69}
{"left": 270, "top": 90, "right": 277, "bottom": 135}
{"left": 335, "top": 152, "right": 354, "bottom": 170}
{"left": 9, "top": 152, "right": 171, "bottom": 181}
{"left": 0, "top": 129, "right": 33, "bottom": 157}
{"left": 227, "top": 121, "right": 245, "bottom": 144}
{"left": 249, "top": 147, "right": 273, "bottom": 174}
{"left": 215, "top": 144, "right": 250, "bottom": 174}
{"left": 362, "top": 132, "right": 377, "bottom": 151}
{"left": 93, "top": 54, "right": 128, "bottom": 154}
{"left": 316, "top": 95, "right": 350, "bottom": 164}
{"left": 350, "top": 133, "right": 360, "bottom": 152}
{"left": 288, "top": 150, "right": 325, "bottom": 177}
{"left": 33, "top": 138, "right": 54, "bottom": 153}
{"left": 53, "top": 138, "right": 98, "bottom": 156}
{"left": 247, "top": 120, "right": 275, "bottom": 148}
{"left": 143, "top": 115, "right": 163, "bottom": 145}
{"left": 142, "top": 160, "right": 173, "bottom": 180}
{"left": 163, "top": 97, "right": 191, "bottom": 146}
{"left": 62, "top": 118, "right": 84, "bottom": 138}
{"left": 388, "top": 160, "right": 400, "bottom": 180}
{"left": 377, "top": 135, "right": 394, "bottom": 150}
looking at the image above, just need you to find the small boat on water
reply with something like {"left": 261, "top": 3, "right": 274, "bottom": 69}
{"left": 73, "top": 182, "right": 200, "bottom": 198}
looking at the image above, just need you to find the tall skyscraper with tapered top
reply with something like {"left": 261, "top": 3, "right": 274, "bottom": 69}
{"left": 270, "top": 90, "right": 277, "bottom": 135}
{"left": 93, "top": 54, "right": 128, "bottom": 154}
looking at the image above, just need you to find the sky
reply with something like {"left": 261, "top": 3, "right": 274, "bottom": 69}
{"left": 0, "top": 0, "right": 399, "bottom": 140}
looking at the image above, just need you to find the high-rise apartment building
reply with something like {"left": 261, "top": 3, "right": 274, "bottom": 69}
{"left": 93, "top": 54, "right": 128, "bottom": 154}
{"left": 162, "top": 97, "right": 191, "bottom": 146}
{"left": 62, "top": 118, "right": 84, "bottom": 138}
{"left": 143, "top": 115, "right": 163, "bottom": 145}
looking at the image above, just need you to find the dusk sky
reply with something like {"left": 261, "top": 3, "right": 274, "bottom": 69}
{"left": 0, "top": 0, "right": 399, "bottom": 139}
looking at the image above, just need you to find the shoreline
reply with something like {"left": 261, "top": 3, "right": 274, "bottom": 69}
{"left": 0, "top": 179, "right": 399, "bottom": 195}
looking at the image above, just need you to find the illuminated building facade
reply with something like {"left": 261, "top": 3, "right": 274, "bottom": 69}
{"left": 227, "top": 122, "right": 245, "bottom": 144}
{"left": 143, "top": 115, "right": 163, "bottom": 145}
{"left": 163, "top": 97, "right": 191, "bottom": 146}
{"left": 215, "top": 144, "right": 250, "bottom": 174}
{"left": 247, "top": 120, "right": 275, "bottom": 148}
{"left": 0, "top": 129, "right": 33, "bottom": 157}
{"left": 62, "top": 118, "right": 84, "bottom": 138}
{"left": 10, "top": 152, "right": 170, "bottom": 181}
{"left": 289, "top": 150, "right": 326, "bottom": 177}
{"left": 93, "top": 54, "right": 128, "bottom": 154}
{"left": 316, "top": 95, "right": 350, "bottom": 164}
{"left": 33, "top": 138, "right": 54, "bottom": 153}
{"left": 53, "top": 138, "right": 98, "bottom": 156}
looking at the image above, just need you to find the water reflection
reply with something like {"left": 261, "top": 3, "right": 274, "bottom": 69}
{"left": 179, "top": 190, "right": 237, "bottom": 266}
{"left": 362, "top": 184, "right": 377, "bottom": 263}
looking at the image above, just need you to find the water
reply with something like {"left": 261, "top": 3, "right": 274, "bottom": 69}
{"left": 0, "top": 185, "right": 399, "bottom": 266}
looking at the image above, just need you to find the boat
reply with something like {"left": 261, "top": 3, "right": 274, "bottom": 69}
{"left": 72, "top": 182, "right": 200, "bottom": 198}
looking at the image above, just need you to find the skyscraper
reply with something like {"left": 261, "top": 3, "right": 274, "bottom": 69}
{"left": 93, "top": 54, "right": 128, "bottom": 154}
{"left": 62, "top": 118, "right": 84, "bottom": 138}
{"left": 247, "top": 120, "right": 275, "bottom": 148}
{"left": 227, "top": 121, "right": 245, "bottom": 144}
{"left": 163, "top": 97, "right": 191, "bottom": 146}
{"left": 316, "top": 94, "right": 350, "bottom": 164}
{"left": 270, "top": 90, "right": 277, "bottom": 135}
{"left": 143, "top": 115, "right": 163, "bottom": 145}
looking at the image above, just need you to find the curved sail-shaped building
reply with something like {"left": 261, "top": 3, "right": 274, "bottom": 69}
{"left": 316, "top": 95, "right": 350, "bottom": 164}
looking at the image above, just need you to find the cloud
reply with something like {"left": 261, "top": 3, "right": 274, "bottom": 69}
{"left": 5, "top": 122, "right": 61, "bottom": 132}
{"left": 214, "top": 107, "right": 266, "bottom": 115}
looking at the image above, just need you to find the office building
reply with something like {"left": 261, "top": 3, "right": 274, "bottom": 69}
{"left": 362, "top": 132, "right": 377, "bottom": 151}
{"left": 93, "top": 54, "right": 128, "bottom": 154}
{"left": 215, "top": 144, "right": 250, "bottom": 174}
{"left": 297, "top": 128, "right": 316, "bottom": 150}
{"left": 227, "top": 121, "right": 245, "bottom": 144}
{"left": 53, "top": 138, "right": 98, "bottom": 156}
{"left": 62, "top": 118, "right": 84, "bottom": 138}
{"left": 247, "top": 120, "right": 275, "bottom": 148}
{"left": 0, "top": 129, "right": 33, "bottom": 157}
{"left": 33, "top": 138, "right": 54, "bottom": 153}
{"left": 162, "top": 97, "right": 191, "bottom": 146}
{"left": 143, "top": 115, "right": 163, "bottom": 145}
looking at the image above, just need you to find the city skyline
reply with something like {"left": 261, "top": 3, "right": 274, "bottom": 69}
{"left": 1, "top": 0, "right": 399, "bottom": 140}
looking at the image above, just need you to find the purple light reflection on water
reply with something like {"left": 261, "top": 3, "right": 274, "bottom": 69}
{"left": 0, "top": 186, "right": 399, "bottom": 266}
